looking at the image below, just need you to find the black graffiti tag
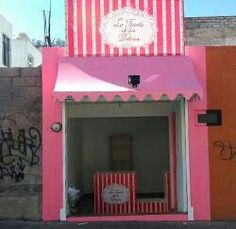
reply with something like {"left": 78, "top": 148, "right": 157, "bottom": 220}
{"left": 213, "top": 140, "right": 236, "bottom": 161}
{"left": 0, "top": 127, "right": 41, "bottom": 182}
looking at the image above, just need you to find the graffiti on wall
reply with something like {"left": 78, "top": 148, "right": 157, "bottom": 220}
{"left": 213, "top": 140, "right": 236, "bottom": 161}
{"left": 0, "top": 112, "right": 41, "bottom": 183}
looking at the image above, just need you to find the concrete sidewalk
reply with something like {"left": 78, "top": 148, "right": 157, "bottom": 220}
{"left": 0, "top": 221, "right": 236, "bottom": 229}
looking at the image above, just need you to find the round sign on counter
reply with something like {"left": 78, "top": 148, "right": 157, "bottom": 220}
{"left": 102, "top": 183, "right": 130, "bottom": 204}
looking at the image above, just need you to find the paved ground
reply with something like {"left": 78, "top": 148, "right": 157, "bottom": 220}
{"left": 0, "top": 221, "right": 236, "bottom": 229}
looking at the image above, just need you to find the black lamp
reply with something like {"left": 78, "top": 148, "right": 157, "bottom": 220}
{"left": 128, "top": 75, "right": 140, "bottom": 88}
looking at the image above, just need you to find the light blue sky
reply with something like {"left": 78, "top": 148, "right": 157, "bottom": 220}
{"left": 0, "top": 0, "right": 236, "bottom": 41}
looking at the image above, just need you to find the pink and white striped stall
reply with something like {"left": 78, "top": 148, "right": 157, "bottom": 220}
{"left": 94, "top": 172, "right": 137, "bottom": 215}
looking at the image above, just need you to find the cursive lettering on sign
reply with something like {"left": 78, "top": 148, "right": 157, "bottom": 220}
{"left": 100, "top": 7, "right": 157, "bottom": 48}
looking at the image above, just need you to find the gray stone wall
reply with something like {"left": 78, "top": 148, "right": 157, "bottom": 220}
{"left": 0, "top": 67, "right": 42, "bottom": 220}
{"left": 185, "top": 16, "right": 236, "bottom": 46}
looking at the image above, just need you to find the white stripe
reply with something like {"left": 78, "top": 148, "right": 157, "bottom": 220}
{"left": 171, "top": 0, "right": 176, "bottom": 55}
{"left": 65, "top": 0, "right": 68, "bottom": 56}
{"left": 135, "top": 0, "right": 140, "bottom": 56}
{"left": 180, "top": 0, "right": 184, "bottom": 55}
{"left": 127, "top": 0, "right": 130, "bottom": 5}
{"left": 127, "top": 174, "right": 130, "bottom": 213}
{"left": 132, "top": 173, "right": 135, "bottom": 212}
{"left": 82, "top": 0, "right": 87, "bottom": 56}
{"left": 123, "top": 174, "right": 127, "bottom": 213}
{"left": 153, "top": 0, "right": 158, "bottom": 56}
{"left": 141, "top": 202, "right": 144, "bottom": 213}
{"left": 144, "top": 0, "right": 149, "bottom": 56}
{"left": 109, "top": 0, "right": 114, "bottom": 56}
{"left": 100, "top": 0, "right": 105, "bottom": 56}
{"left": 92, "top": 0, "right": 96, "bottom": 56}
{"left": 73, "top": 0, "right": 78, "bottom": 56}
{"left": 154, "top": 202, "right": 157, "bottom": 213}
{"left": 162, "top": 0, "right": 167, "bottom": 55}
{"left": 118, "top": 0, "right": 123, "bottom": 56}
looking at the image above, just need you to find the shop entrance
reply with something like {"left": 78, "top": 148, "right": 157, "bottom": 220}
{"left": 64, "top": 100, "right": 187, "bottom": 216}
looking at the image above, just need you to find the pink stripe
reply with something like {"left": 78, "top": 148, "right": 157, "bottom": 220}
{"left": 167, "top": 172, "right": 171, "bottom": 211}
{"left": 99, "top": 173, "right": 103, "bottom": 214}
{"left": 121, "top": 0, "right": 128, "bottom": 56}
{"left": 123, "top": 173, "right": 127, "bottom": 214}
{"left": 117, "top": 173, "right": 121, "bottom": 214}
{"left": 154, "top": 202, "right": 157, "bottom": 213}
{"left": 127, "top": 173, "right": 131, "bottom": 213}
{"left": 95, "top": 0, "right": 101, "bottom": 56}
{"left": 67, "top": 0, "right": 74, "bottom": 56}
{"left": 99, "top": 173, "right": 102, "bottom": 214}
{"left": 113, "top": 173, "right": 117, "bottom": 214}
{"left": 102, "top": 173, "right": 106, "bottom": 214}
{"left": 86, "top": 0, "right": 92, "bottom": 56}
{"left": 130, "top": 0, "right": 137, "bottom": 56}
{"left": 107, "top": 173, "right": 111, "bottom": 214}
{"left": 120, "top": 173, "right": 124, "bottom": 214}
{"left": 132, "top": 173, "right": 135, "bottom": 213}
{"left": 77, "top": 0, "right": 83, "bottom": 56}
{"left": 175, "top": 0, "right": 181, "bottom": 55}
{"left": 139, "top": 0, "right": 145, "bottom": 56}
{"left": 157, "top": 0, "right": 163, "bottom": 55}
{"left": 113, "top": 0, "right": 119, "bottom": 56}
{"left": 166, "top": 0, "right": 172, "bottom": 55}
{"left": 148, "top": 0, "right": 154, "bottom": 56}
{"left": 104, "top": 1, "right": 110, "bottom": 56}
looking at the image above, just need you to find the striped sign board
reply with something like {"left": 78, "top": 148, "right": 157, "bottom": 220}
{"left": 94, "top": 172, "right": 137, "bottom": 215}
{"left": 66, "top": 0, "right": 184, "bottom": 57}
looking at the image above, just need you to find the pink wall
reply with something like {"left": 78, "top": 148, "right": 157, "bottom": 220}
{"left": 42, "top": 47, "right": 65, "bottom": 220}
{"left": 42, "top": 46, "right": 210, "bottom": 221}
{"left": 186, "top": 46, "right": 211, "bottom": 220}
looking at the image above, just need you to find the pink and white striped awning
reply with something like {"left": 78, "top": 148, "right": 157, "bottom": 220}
{"left": 54, "top": 56, "right": 203, "bottom": 102}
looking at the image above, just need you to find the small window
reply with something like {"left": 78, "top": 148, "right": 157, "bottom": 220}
{"left": 2, "top": 34, "right": 10, "bottom": 67}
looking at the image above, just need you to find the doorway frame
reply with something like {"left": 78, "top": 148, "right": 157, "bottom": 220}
{"left": 61, "top": 100, "right": 190, "bottom": 220}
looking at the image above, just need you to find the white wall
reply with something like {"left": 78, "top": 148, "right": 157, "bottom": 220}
{"left": 81, "top": 117, "right": 170, "bottom": 193}
{"left": 0, "top": 15, "right": 12, "bottom": 67}
{"left": 11, "top": 33, "right": 41, "bottom": 67}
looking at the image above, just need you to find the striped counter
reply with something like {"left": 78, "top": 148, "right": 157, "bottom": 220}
{"left": 94, "top": 171, "right": 137, "bottom": 215}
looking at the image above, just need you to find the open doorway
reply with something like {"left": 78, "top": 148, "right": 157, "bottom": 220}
{"left": 65, "top": 100, "right": 187, "bottom": 216}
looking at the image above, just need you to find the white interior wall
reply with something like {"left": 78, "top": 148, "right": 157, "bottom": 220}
{"left": 75, "top": 117, "right": 170, "bottom": 193}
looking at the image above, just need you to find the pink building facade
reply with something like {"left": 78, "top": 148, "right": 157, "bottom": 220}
{"left": 42, "top": 0, "right": 210, "bottom": 221}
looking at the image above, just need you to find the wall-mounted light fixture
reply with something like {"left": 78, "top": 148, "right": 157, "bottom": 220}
{"left": 128, "top": 75, "right": 140, "bottom": 88}
{"left": 51, "top": 122, "right": 62, "bottom": 132}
